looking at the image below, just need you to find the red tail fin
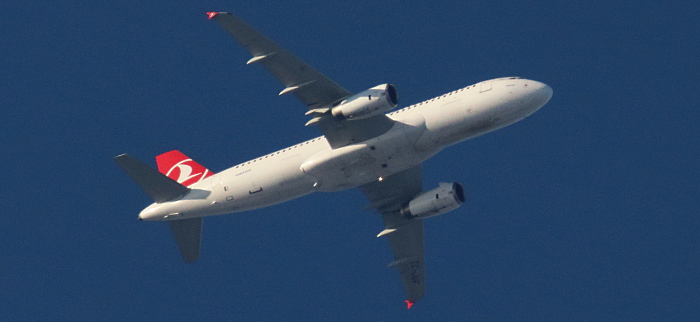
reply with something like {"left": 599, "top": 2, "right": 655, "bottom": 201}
{"left": 156, "top": 150, "right": 214, "bottom": 187}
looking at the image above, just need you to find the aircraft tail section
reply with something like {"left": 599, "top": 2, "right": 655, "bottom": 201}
{"left": 154, "top": 150, "right": 212, "bottom": 263}
{"left": 156, "top": 150, "right": 214, "bottom": 186}
{"left": 115, "top": 152, "right": 206, "bottom": 263}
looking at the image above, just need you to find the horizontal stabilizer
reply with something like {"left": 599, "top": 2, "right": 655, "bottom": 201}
{"left": 169, "top": 218, "right": 203, "bottom": 263}
{"left": 114, "top": 154, "right": 190, "bottom": 203}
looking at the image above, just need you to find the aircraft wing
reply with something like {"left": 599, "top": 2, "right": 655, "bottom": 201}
{"left": 208, "top": 12, "right": 394, "bottom": 148}
{"left": 360, "top": 165, "right": 425, "bottom": 307}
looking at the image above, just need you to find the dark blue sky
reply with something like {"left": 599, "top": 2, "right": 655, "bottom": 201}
{"left": 2, "top": 1, "right": 698, "bottom": 320}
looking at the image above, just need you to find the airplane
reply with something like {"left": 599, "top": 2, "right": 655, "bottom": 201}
{"left": 115, "top": 12, "right": 553, "bottom": 309}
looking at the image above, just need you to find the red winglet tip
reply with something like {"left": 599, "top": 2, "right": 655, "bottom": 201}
{"left": 206, "top": 12, "right": 218, "bottom": 19}
{"left": 405, "top": 300, "right": 414, "bottom": 309}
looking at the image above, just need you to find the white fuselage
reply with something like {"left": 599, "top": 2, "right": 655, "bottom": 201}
{"left": 139, "top": 77, "right": 552, "bottom": 221}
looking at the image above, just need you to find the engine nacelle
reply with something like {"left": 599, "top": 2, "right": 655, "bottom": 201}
{"left": 400, "top": 182, "right": 465, "bottom": 219}
{"left": 331, "top": 84, "right": 398, "bottom": 120}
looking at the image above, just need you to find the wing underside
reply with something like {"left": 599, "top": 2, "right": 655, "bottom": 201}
{"left": 360, "top": 165, "right": 426, "bottom": 304}
{"left": 208, "top": 12, "right": 394, "bottom": 148}
{"left": 209, "top": 12, "right": 350, "bottom": 108}
{"left": 208, "top": 11, "right": 424, "bottom": 304}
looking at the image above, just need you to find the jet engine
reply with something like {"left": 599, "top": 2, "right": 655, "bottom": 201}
{"left": 331, "top": 84, "right": 398, "bottom": 120}
{"left": 400, "top": 182, "right": 465, "bottom": 219}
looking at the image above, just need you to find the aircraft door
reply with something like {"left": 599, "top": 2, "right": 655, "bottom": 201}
{"left": 480, "top": 80, "right": 492, "bottom": 92}
{"left": 210, "top": 174, "right": 221, "bottom": 188}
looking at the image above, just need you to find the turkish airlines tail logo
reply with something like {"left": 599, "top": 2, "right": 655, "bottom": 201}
{"left": 156, "top": 150, "right": 214, "bottom": 187}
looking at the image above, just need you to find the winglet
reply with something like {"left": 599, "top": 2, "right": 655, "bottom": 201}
{"left": 405, "top": 300, "right": 414, "bottom": 309}
{"left": 206, "top": 12, "right": 219, "bottom": 19}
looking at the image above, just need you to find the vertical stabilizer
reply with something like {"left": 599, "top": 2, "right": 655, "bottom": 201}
{"left": 156, "top": 150, "right": 214, "bottom": 186}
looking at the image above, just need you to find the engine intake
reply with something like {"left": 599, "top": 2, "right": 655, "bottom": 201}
{"left": 400, "top": 182, "right": 465, "bottom": 219}
{"left": 331, "top": 84, "right": 398, "bottom": 120}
